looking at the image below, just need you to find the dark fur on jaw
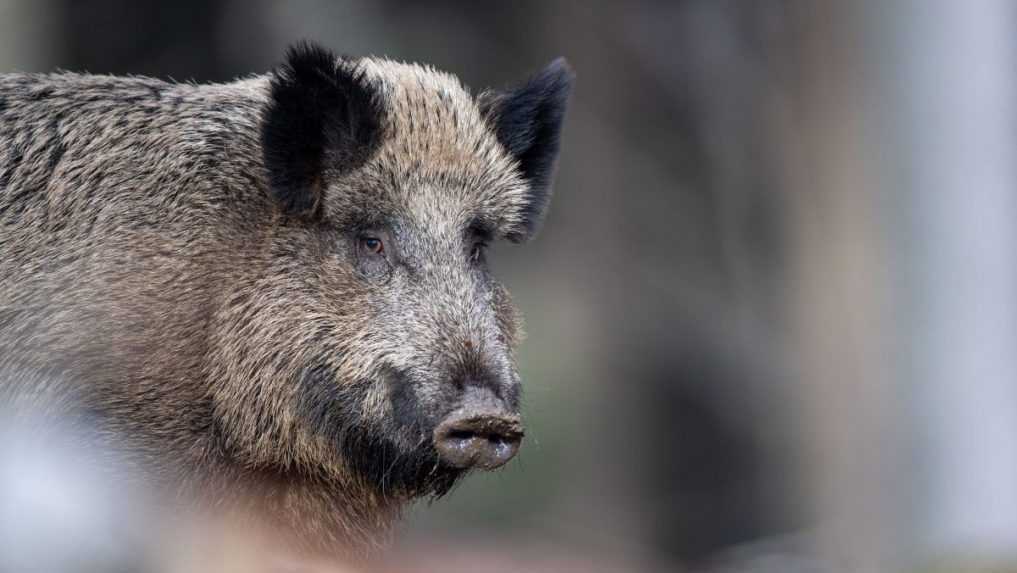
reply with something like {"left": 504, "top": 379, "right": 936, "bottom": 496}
{"left": 297, "top": 359, "right": 465, "bottom": 499}
{"left": 0, "top": 41, "right": 572, "bottom": 556}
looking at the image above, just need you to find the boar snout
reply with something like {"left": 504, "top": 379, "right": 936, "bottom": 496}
{"left": 432, "top": 385, "right": 523, "bottom": 470}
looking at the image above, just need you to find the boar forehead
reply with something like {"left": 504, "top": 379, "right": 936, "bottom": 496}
{"left": 321, "top": 59, "right": 531, "bottom": 237}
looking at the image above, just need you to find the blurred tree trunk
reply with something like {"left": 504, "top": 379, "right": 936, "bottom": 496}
{"left": 781, "top": 1, "right": 1017, "bottom": 569}
{"left": 778, "top": 3, "right": 904, "bottom": 570}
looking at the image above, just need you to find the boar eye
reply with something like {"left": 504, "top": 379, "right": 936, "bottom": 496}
{"left": 353, "top": 231, "right": 392, "bottom": 282}
{"left": 359, "top": 236, "right": 384, "bottom": 256}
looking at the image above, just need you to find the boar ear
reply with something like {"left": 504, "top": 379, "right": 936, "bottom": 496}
{"left": 261, "top": 42, "right": 384, "bottom": 218}
{"left": 480, "top": 58, "right": 574, "bottom": 240}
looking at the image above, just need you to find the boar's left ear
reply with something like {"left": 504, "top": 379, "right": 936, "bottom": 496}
{"left": 262, "top": 42, "right": 384, "bottom": 218}
{"left": 480, "top": 58, "right": 574, "bottom": 241}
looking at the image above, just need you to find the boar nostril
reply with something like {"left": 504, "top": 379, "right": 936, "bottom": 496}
{"left": 447, "top": 429, "right": 476, "bottom": 441}
{"left": 433, "top": 414, "right": 523, "bottom": 470}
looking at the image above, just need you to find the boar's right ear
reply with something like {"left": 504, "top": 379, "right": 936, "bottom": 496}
{"left": 261, "top": 42, "right": 384, "bottom": 218}
{"left": 479, "top": 58, "right": 574, "bottom": 241}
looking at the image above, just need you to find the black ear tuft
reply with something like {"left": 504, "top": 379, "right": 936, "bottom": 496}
{"left": 261, "top": 41, "right": 384, "bottom": 218}
{"left": 480, "top": 58, "right": 574, "bottom": 240}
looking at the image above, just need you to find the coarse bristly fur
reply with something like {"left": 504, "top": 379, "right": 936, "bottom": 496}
{"left": 0, "top": 41, "right": 573, "bottom": 556}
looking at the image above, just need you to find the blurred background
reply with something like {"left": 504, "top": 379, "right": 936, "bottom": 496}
{"left": 3, "top": 1, "right": 1017, "bottom": 571}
